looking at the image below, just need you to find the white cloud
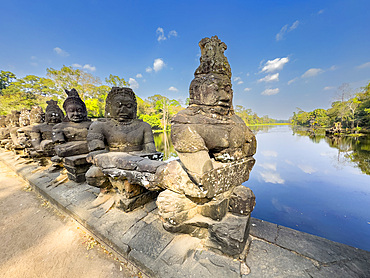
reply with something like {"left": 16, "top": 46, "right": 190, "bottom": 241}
{"left": 318, "top": 9, "right": 324, "bottom": 15}
{"left": 301, "top": 68, "right": 324, "bottom": 78}
{"left": 136, "top": 73, "right": 143, "bottom": 78}
{"left": 261, "top": 150, "right": 278, "bottom": 157}
{"left": 30, "top": 62, "right": 38, "bottom": 67}
{"left": 31, "top": 56, "right": 37, "bottom": 60}
{"left": 129, "top": 78, "right": 139, "bottom": 89}
{"left": 329, "top": 65, "right": 337, "bottom": 71}
{"left": 156, "top": 27, "right": 166, "bottom": 41}
{"left": 276, "top": 24, "right": 288, "bottom": 41}
{"left": 276, "top": 21, "right": 299, "bottom": 41}
{"left": 71, "top": 63, "right": 96, "bottom": 72}
{"left": 289, "top": 20, "right": 299, "bottom": 31}
{"left": 261, "top": 57, "right": 289, "bottom": 73}
{"left": 258, "top": 73, "right": 279, "bottom": 83}
{"left": 324, "top": 86, "right": 335, "bottom": 90}
{"left": 246, "top": 73, "right": 250, "bottom": 77}
{"left": 287, "top": 78, "right": 298, "bottom": 85}
{"left": 244, "top": 88, "right": 251, "bottom": 92}
{"left": 168, "top": 30, "right": 178, "bottom": 38}
{"left": 357, "top": 62, "right": 370, "bottom": 69}
{"left": 82, "top": 64, "right": 96, "bottom": 72}
{"left": 153, "top": 58, "right": 165, "bottom": 72}
{"left": 237, "top": 80, "right": 244, "bottom": 85}
{"left": 156, "top": 27, "right": 178, "bottom": 41}
{"left": 168, "top": 86, "right": 178, "bottom": 92}
{"left": 53, "top": 47, "right": 69, "bottom": 57}
{"left": 259, "top": 163, "right": 277, "bottom": 171}
{"left": 146, "top": 67, "right": 153, "bottom": 73}
{"left": 233, "top": 77, "right": 241, "bottom": 82}
{"left": 260, "top": 171, "right": 285, "bottom": 184}
{"left": 262, "top": 88, "right": 280, "bottom": 96}
{"left": 298, "top": 164, "right": 317, "bottom": 174}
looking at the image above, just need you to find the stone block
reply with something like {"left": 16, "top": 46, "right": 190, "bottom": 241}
{"left": 198, "top": 192, "right": 229, "bottom": 221}
{"left": 155, "top": 160, "right": 208, "bottom": 198}
{"left": 207, "top": 213, "right": 251, "bottom": 257}
{"left": 157, "top": 189, "right": 198, "bottom": 226}
{"left": 136, "top": 159, "right": 166, "bottom": 173}
{"left": 245, "top": 240, "right": 314, "bottom": 278}
{"left": 64, "top": 153, "right": 89, "bottom": 166}
{"left": 193, "top": 250, "right": 241, "bottom": 278}
{"left": 199, "top": 157, "right": 255, "bottom": 198}
{"left": 115, "top": 190, "right": 158, "bottom": 212}
{"left": 128, "top": 220, "right": 175, "bottom": 259}
{"left": 229, "top": 185, "right": 255, "bottom": 215}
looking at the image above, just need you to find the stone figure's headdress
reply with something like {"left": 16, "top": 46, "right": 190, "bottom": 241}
{"left": 30, "top": 106, "right": 45, "bottom": 124}
{"left": 105, "top": 87, "right": 137, "bottom": 118}
{"left": 45, "top": 100, "right": 64, "bottom": 123}
{"left": 19, "top": 108, "right": 31, "bottom": 126}
{"left": 63, "top": 88, "right": 87, "bottom": 112}
{"left": 194, "top": 35, "right": 231, "bottom": 79}
{"left": 188, "top": 36, "right": 234, "bottom": 114}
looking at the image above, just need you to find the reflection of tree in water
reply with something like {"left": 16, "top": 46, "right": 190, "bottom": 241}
{"left": 325, "top": 135, "right": 370, "bottom": 175}
{"left": 153, "top": 132, "right": 177, "bottom": 160}
{"left": 249, "top": 125, "right": 278, "bottom": 134}
{"left": 292, "top": 126, "right": 370, "bottom": 175}
{"left": 292, "top": 126, "right": 326, "bottom": 144}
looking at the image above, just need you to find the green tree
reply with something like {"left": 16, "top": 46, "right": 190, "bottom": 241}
{"left": 105, "top": 74, "right": 129, "bottom": 87}
{"left": 0, "top": 70, "right": 16, "bottom": 94}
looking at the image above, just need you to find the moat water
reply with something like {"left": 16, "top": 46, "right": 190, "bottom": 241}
{"left": 154, "top": 125, "right": 370, "bottom": 251}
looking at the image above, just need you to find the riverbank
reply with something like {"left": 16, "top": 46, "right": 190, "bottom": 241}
{"left": 0, "top": 149, "right": 369, "bottom": 277}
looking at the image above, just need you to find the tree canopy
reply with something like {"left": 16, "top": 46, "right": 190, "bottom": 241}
{"left": 291, "top": 82, "right": 370, "bottom": 130}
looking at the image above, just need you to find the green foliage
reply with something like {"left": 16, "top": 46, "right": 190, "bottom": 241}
{"left": 0, "top": 70, "right": 16, "bottom": 94}
{"left": 235, "top": 105, "right": 277, "bottom": 125}
{"left": 105, "top": 74, "right": 129, "bottom": 87}
{"left": 292, "top": 81, "right": 370, "bottom": 130}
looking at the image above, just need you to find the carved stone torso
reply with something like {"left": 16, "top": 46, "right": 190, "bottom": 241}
{"left": 171, "top": 106, "right": 256, "bottom": 160}
{"left": 88, "top": 119, "right": 155, "bottom": 152}
{"left": 53, "top": 121, "right": 92, "bottom": 143}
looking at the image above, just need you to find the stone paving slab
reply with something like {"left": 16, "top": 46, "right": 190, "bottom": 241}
{"left": 1, "top": 149, "right": 369, "bottom": 278}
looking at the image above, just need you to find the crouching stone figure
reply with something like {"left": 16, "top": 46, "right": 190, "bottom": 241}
{"left": 86, "top": 87, "right": 164, "bottom": 211}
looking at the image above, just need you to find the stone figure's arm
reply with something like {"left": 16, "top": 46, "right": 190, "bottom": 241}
{"left": 87, "top": 122, "right": 105, "bottom": 151}
{"left": 171, "top": 124, "right": 213, "bottom": 183}
{"left": 52, "top": 124, "right": 66, "bottom": 143}
{"left": 143, "top": 123, "right": 157, "bottom": 153}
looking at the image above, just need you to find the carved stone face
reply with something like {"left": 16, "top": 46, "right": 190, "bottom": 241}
{"left": 189, "top": 74, "right": 232, "bottom": 114}
{"left": 66, "top": 103, "right": 87, "bottom": 123}
{"left": 46, "top": 110, "right": 63, "bottom": 124}
{"left": 110, "top": 95, "right": 135, "bottom": 122}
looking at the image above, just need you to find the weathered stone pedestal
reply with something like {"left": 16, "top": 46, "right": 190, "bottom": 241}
{"left": 88, "top": 151, "right": 165, "bottom": 211}
{"left": 64, "top": 154, "right": 92, "bottom": 182}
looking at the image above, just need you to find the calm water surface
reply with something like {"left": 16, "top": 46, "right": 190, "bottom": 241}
{"left": 154, "top": 125, "right": 370, "bottom": 251}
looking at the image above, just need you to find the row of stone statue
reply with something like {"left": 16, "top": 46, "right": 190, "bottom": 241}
{"left": 0, "top": 36, "right": 257, "bottom": 257}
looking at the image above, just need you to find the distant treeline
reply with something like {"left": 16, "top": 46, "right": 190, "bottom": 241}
{"left": 0, "top": 67, "right": 278, "bottom": 130}
{"left": 291, "top": 82, "right": 370, "bottom": 130}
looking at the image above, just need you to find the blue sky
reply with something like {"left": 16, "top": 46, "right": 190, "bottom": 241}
{"left": 1, "top": 0, "right": 370, "bottom": 120}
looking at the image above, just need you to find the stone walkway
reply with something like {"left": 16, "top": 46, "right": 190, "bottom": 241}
{"left": 0, "top": 160, "right": 142, "bottom": 278}
{"left": 1, "top": 149, "right": 369, "bottom": 278}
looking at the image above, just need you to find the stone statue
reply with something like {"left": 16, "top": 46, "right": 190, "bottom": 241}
{"left": 52, "top": 88, "right": 92, "bottom": 182}
{"left": 87, "top": 87, "right": 156, "bottom": 154}
{"left": 86, "top": 87, "right": 164, "bottom": 211}
{"left": 52, "top": 89, "right": 91, "bottom": 158}
{"left": 30, "top": 100, "right": 64, "bottom": 156}
{"left": 156, "top": 36, "right": 257, "bottom": 258}
{"left": 0, "top": 111, "right": 19, "bottom": 148}
{"left": 14, "top": 106, "right": 45, "bottom": 153}
{"left": 9, "top": 109, "right": 28, "bottom": 149}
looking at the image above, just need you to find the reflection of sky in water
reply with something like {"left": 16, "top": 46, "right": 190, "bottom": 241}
{"left": 246, "top": 125, "right": 370, "bottom": 251}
